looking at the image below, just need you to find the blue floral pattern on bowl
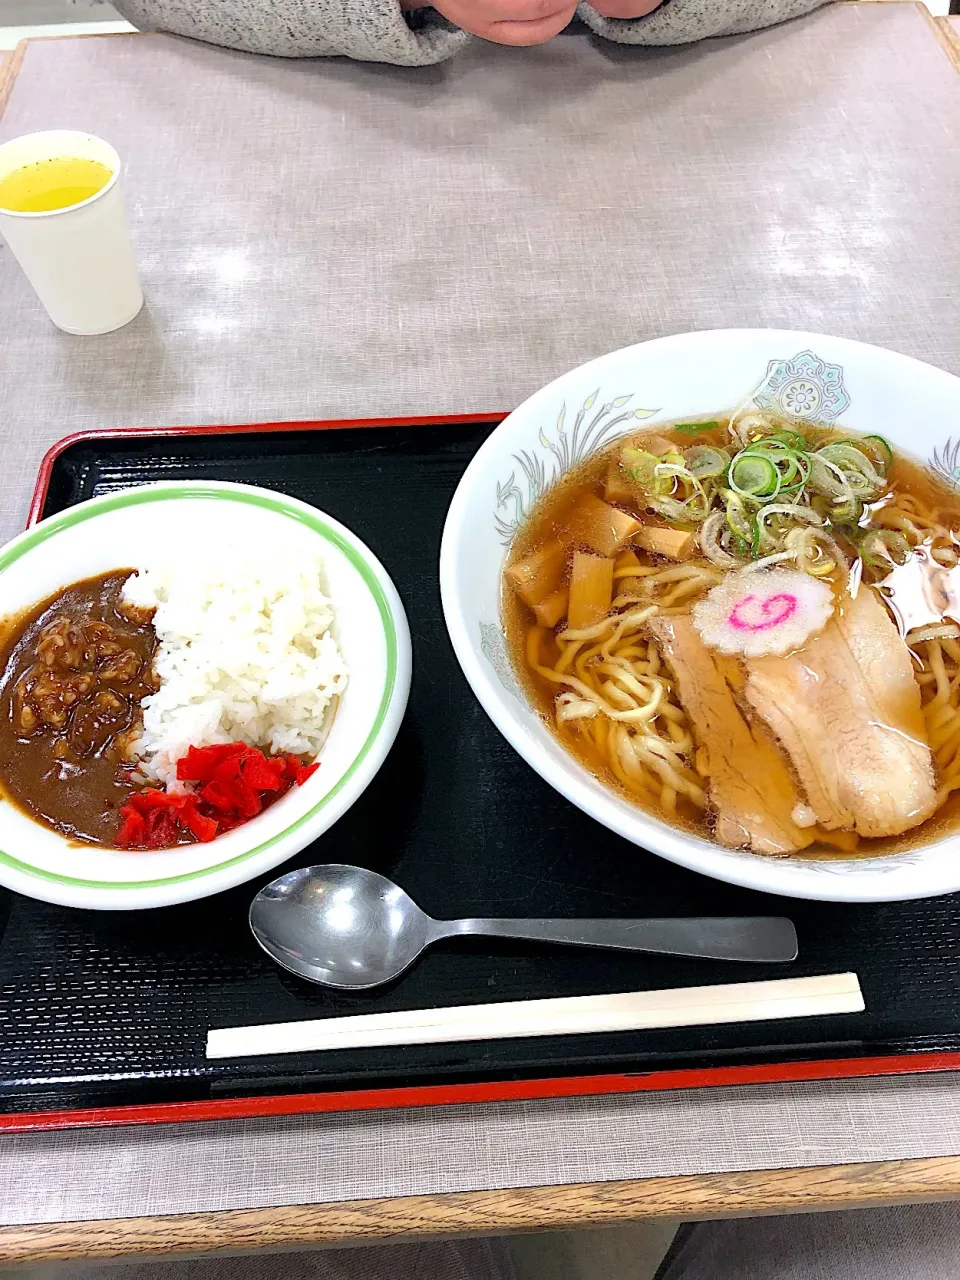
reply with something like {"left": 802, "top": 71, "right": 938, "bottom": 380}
{"left": 931, "top": 438, "right": 960, "bottom": 491}
{"left": 707, "top": 845, "right": 926, "bottom": 876}
{"left": 493, "top": 392, "right": 659, "bottom": 545}
{"left": 753, "top": 350, "right": 850, "bottom": 422}
{"left": 479, "top": 622, "right": 522, "bottom": 702}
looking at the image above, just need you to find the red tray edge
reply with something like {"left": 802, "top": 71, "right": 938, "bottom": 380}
{"left": 15, "top": 416, "right": 960, "bottom": 1133}
{"left": 27, "top": 413, "right": 508, "bottom": 529}
{"left": 5, "top": 1053, "right": 960, "bottom": 1133}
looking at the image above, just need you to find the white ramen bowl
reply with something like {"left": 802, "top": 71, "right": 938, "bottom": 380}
{"left": 0, "top": 481, "right": 411, "bottom": 910}
{"left": 440, "top": 329, "right": 960, "bottom": 903}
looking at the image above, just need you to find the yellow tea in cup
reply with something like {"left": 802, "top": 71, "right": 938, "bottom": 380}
{"left": 0, "top": 156, "right": 112, "bottom": 213}
{"left": 0, "top": 129, "right": 142, "bottom": 333}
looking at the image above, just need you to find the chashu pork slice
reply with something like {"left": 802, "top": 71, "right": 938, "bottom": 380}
{"left": 648, "top": 615, "right": 813, "bottom": 855}
{"left": 745, "top": 584, "right": 937, "bottom": 839}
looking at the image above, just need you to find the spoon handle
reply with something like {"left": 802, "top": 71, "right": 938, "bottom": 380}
{"left": 437, "top": 917, "right": 797, "bottom": 963}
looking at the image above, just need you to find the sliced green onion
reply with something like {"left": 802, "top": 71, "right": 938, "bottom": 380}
{"left": 773, "top": 451, "right": 810, "bottom": 493}
{"left": 729, "top": 451, "right": 781, "bottom": 501}
{"left": 652, "top": 496, "right": 709, "bottom": 522}
{"left": 755, "top": 503, "right": 823, "bottom": 551}
{"left": 699, "top": 510, "right": 743, "bottom": 567}
{"left": 729, "top": 411, "right": 778, "bottom": 448}
{"left": 631, "top": 422, "right": 896, "bottom": 568}
{"left": 683, "top": 445, "right": 729, "bottom": 480}
{"left": 750, "top": 514, "right": 762, "bottom": 559}
{"left": 652, "top": 461, "right": 694, "bottom": 494}
{"left": 621, "top": 447, "right": 660, "bottom": 491}
{"left": 748, "top": 437, "right": 793, "bottom": 450}
{"left": 723, "top": 490, "right": 754, "bottom": 543}
{"left": 648, "top": 463, "right": 710, "bottom": 521}
{"left": 807, "top": 451, "right": 852, "bottom": 500}
{"left": 761, "top": 503, "right": 824, "bottom": 525}
{"left": 730, "top": 440, "right": 812, "bottom": 496}
{"left": 862, "top": 435, "right": 894, "bottom": 475}
{"left": 829, "top": 494, "right": 864, "bottom": 525}
{"left": 816, "top": 442, "right": 877, "bottom": 472}
{"left": 860, "top": 528, "right": 911, "bottom": 568}
{"left": 828, "top": 436, "right": 893, "bottom": 476}
{"left": 784, "top": 527, "right": 844, "bottom": 578}
{"left": 768, "top": 428, "right": 807, "bottom": 450}
{"left": 815, "top": 443, "right": 885, "bottom": 497}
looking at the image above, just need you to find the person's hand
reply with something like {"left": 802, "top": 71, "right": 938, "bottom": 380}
{"left": 401, "top": 0, "right": 663, "bottom": 46}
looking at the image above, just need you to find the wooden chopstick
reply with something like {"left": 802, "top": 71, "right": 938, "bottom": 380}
{"left": 206, "top": 973, "right": 863, "bottom": 1060}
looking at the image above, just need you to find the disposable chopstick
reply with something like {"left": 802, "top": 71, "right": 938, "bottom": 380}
{"left": 206, "top": 972, "right": 863, "bottom": 1060}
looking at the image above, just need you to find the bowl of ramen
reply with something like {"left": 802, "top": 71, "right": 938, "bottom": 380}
{"left": 0, "top": 481, "right": 411, "bottom": 909}
{"left": 440, "top": 329, "right": 960, "bottom": 902}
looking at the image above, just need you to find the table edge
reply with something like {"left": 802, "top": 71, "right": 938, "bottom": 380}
{"left": 934, "top": 15, "right": 960, "bottom": 70}
{"left": 0, "top": 41, "right": 25, "bottom": 116}
{"left": 3, "top": 1157, "right": 960, "bottom": 1263}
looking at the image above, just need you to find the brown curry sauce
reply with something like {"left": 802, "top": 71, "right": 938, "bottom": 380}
{"left": 0, "top": 570, "right": 160, "bottom": 846}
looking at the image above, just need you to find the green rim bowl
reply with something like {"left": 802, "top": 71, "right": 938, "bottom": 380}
{"left": 0, "top": 481, "right": 411, "bottom": 910}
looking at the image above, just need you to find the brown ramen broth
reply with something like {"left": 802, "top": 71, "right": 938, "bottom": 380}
{"left": 503, "top": 413, "right": 960, "bottom": 860}
{"left": 0, "top": 570, "right": 161, "bottom": 846}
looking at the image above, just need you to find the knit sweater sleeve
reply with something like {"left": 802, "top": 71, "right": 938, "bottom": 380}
{"left": 114, "top": 0, "right": 831, "bottom": 64}
{"left": 112, "top": 0, "right": 471, "bottom": 65}
{"left": 575, "top": 0, "right": 832, "bottom": 46}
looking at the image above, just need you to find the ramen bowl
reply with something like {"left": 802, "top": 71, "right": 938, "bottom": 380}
{"left": 440, "top": 329, "right": 960, "bottom": 902}
{"left": 0, "top": 481, "right": 411, "bottom": 910}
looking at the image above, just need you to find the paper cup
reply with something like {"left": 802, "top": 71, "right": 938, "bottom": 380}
{"left": 0, "top": 130, "right": 143, "bottom": 336}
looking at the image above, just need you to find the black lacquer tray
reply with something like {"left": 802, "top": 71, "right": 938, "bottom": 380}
{"left": 3, "top": 415, "right": 960, "bottom": 1132}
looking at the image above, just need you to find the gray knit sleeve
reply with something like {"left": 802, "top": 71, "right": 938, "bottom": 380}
{"left": 576, "top": 0, "right": 831, "bottom": 46}
{"left": 112, "top": 0, "right": 471, "bottom": 65}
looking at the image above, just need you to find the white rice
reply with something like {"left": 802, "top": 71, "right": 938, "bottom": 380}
{"left": 122, "top": 551, "right": 348, "bottom": 790}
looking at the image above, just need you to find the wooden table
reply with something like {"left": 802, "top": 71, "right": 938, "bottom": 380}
{"left": 943, "top": 13, "right": 960, "bottom": 64}
{"left": 4, "top": 1160, "right": 960, "bottom": 1264}
{"left": 1, "top": 4, "right": 960, "bottom": 1264}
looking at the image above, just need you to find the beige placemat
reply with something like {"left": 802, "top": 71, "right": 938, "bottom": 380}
{"left": 0, "top": 4, "right": 959, "bottom": 1226}
{"left": 5, "top": 1073, "right": 960, "bottom": 1225}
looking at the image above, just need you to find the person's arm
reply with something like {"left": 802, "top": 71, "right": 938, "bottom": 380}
{"left": 112, "top": 0, "right": 471, "bottom": 65}
{"left": 576, "top": 0, "right": 833, "bottom": 45}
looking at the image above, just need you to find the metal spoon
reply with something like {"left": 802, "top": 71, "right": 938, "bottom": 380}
{"left": 249, "top": 864, "right": 798, "bottom": 990}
